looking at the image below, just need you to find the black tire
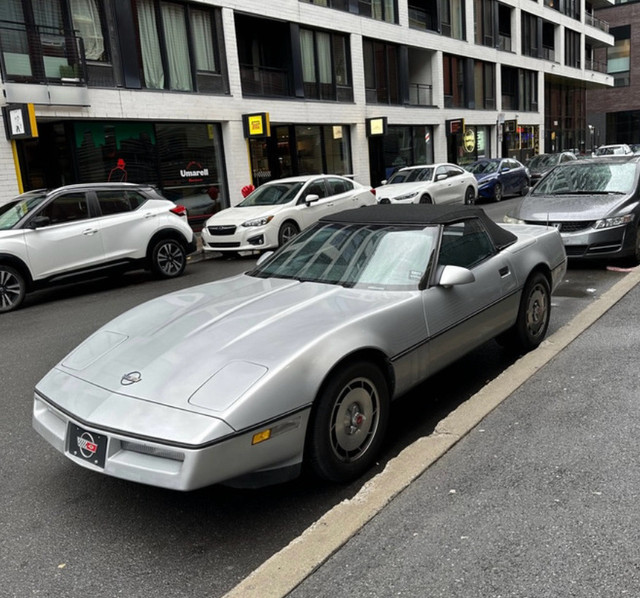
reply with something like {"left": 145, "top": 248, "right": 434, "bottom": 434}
{"left": 520, "top": 180, "right": 529, "bottom": 196}
{"left": 633, "top": 224, "right": 640, "bottom": 265}
{"left": 497, "top": 272, "right": 550, "bottom": 353}
{"left": 464, "top": 186, "right": 476, "bottom": 205}
{"left": 278, "top": 221, "right": 300, "bottom": 247}
{"left": 0, "top": 265, "right": 26, "bottom": 313}
{"left": 493, "top": 183, "right": 503, "bottom": 202}
{"left": 150, "top": 238, "right": 187, "bottom": 278}
{"left": 419, "top": 194, "right": 433, "bottom": 204}
{"left": 308, "top": 361, "right": 390, "bottom": 483}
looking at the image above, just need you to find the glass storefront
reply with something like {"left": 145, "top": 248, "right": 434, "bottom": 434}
{"left": 248, "top": 124, "right": 352, "bottom": 187}
{"left": 456, "top": 125, "right": 492, "bottom": 166}
{"left": 504, "top": 125, "right": 539, "bottom": 163}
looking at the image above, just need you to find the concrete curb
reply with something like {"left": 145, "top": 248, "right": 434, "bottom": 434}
{"left": 223, "top": 266, "right": 640, "bottom": 598}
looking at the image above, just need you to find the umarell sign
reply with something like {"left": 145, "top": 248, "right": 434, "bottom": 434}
{"left": 180, "top": 161, "right": 209, "bottom": 182}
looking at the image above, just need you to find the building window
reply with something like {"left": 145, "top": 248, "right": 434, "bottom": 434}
{"left": 474, "top": 61, "right": 495, "bottom": 109}
{"left": 442, "top": 0, "right": 466, "bottom": 40}
{"left": 409, "top": 0, "right": 439, "bottom": 32}
{"left": 443, "top": 54, "right": 466, "bottom": 108}
{"left": 70, "top": 0, "right": 107, "bottom": 62}
{"left": 299, "top": 0, "right": 396, "bottom": 22}
{"left": 133, "top": 0, "right": 219, "bottom": 92}
{"left": 564, "top": 29, "right": 580, "bottom": 68}
{"left": 608, "top": 25, "right": 630, "bottom": 87}
{"left": 300, "top": 28, "right": 352, "bottom": 101}
{"left": 502, "top": 66, "right": 537, "bottom": 111}
{"left": 474, "top": 0, "right": 495, "bottom": 47}
{"left": 521, "top": 12, "right": 539, "bottom": 58}
{"left": 363, "top": 39, "right": 400, "bottom": 105}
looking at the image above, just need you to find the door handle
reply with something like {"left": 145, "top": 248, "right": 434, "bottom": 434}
{"left": 82, "top": 228, "right": 98, "bottom": 236}
{"left": 144, "top": 212, "right": 156, "bottom": 219}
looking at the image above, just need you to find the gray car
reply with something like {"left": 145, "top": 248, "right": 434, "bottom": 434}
{"left": 505, "top": 156, "right": 640, "bottom": 262}
{"left": 33, "top": 205, "right": 566, "bottom": 490}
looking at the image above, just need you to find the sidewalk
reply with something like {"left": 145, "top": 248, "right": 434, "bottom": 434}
{"left": 227, "top": 269, "right": 640, "bottom": 597}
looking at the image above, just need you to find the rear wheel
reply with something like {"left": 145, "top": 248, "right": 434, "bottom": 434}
{"left": 497, "top": 272, "right": 550, "bottom": 353}
{"left": 278, "top": 221, "right": 300, "bottom": 247}
{"left": 0, "top": 265, "right": 26, "bottom": 313}
{"left": 464, "top": 187, "right": 476, "bottom": 205}
{"left": 151, "top": 238, "right": 187, "bottom": 278}
{"left": 308, "top": 361, "right": 389, "bottom": 483}
{"left": 493, "top": 183, "right": 503, "bottom": 202}
{"left": 633, "top": 224, "right": 640, "bottom": 265}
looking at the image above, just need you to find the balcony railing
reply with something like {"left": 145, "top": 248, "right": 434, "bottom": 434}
{"left": 542, "top": 46, "right": 555, "bottom": 62}
{"left": 240, "top": 64, "right": 291, "bottom": 97}
{"left": 409, "top": 83, "right": 433, "bottom": 106}
{"left": 585, "top": 13, "right": 609, "bottom": 34}
{"left": 0, "top": 20, "right": 87, "bottom": 85}
{"left": 408, "top": 6, "right": 437, "bottom": 31}
{"left": 498, "top": 35, "right": 512, "bottom": 52}
{"left": 585, "top": 58, "right": 607, "bottom": 73}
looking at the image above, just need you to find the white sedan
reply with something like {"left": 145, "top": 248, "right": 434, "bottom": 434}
{"left": 375, "top": 163, "right": 478, "bottom": 206}
{"left": 201, "top": 175, "right": 376, "bottom": 254}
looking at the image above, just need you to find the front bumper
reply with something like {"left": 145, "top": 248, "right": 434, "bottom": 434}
{"left": 33, "top": 391, "right": 310, "bottom": 491}
{"left": 201, "top": 223, "right": 278, "bottom": 253}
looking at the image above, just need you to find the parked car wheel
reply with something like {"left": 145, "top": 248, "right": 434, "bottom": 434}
{"left": 493, "top": 183, "right": 503, "bottom": 202}
{"left": 151, "top": 238, "right": 187, "bottom": 278}
{"left": 519, "top": 181, "right": 529, "bottom": 196}
{"left": 464, "top": 187, "right": 476, "bottom": 205}
{"left": 278, "top": 221, "right": 300, "bottom": 246}
{"left": 308, "top": 361, "right": 390, "bottom": 483}
{"left": 0, "top": 265, "right": 26, "bottom": 313}
{"left": 419, "top": 194, "right": 433, "bottom": 204}
{"left": 497, "top": 272, "right": 550, "bottom": 353}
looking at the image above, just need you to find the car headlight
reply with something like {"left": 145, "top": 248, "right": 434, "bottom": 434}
{"left": 503, "top": 214, "right": 525, "bottom": 224}
{"left": 478, "top": 180, "right": 493, "bottom": 189}
{"left": 394, "top": 191, "right": 419, "bottom": 201}
{"left": 242, "top": 215, "right": 274, "bottom": 227}
{"left": 594, "top": 214, "right": 634, "bottom": 229}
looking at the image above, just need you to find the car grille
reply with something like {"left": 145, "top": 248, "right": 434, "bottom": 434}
{"left": 207, "top": 225, "right": 237, "bottom": 236}
{"left": 525, "top": 220, "right": 595, "bottom": 233}
{"left": 208, "top": 242, "right": 241, "bottom": 248}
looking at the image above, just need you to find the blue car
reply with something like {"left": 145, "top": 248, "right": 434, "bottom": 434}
{"left": 465, "top": 158, "right": 530, "bottom": 202}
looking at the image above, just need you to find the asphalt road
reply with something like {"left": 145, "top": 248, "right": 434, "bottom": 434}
{"left": 0, "top": 197, "right": 632, "bottom": 597}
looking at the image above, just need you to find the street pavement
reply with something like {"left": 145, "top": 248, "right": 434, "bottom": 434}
{"left": 226, "top": 268, "right": 640, "bottom": 597}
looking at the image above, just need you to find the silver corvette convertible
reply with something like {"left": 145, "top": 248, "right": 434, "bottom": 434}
{"left": 33, "top": 205, "right": 566, "bottom": 490}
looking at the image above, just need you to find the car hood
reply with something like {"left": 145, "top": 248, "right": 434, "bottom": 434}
{"left": 39, "top": 275, "right": 409, "bottom": 417}
{"left": 375, "top": 182, "right": 427, "bottom": 198}
{"left": 206, "top": 205, "right": 286, "bottom": 225}
{"left": 516, "top": 193, "right": 631, "bottom": 221}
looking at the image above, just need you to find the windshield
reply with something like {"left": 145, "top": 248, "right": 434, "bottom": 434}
{"left": 238, "top": 182, "right": 305, "bottom": 206}
{"left": 0, "top": 192, "right": 48, "bottom": 230}
{"left": 594, "top": 146, "right": 626, "bottom": 156}
{"left": 532, "top": 162, "right": 637, "bottom": 195}
{"left": 250, "top": 222, "right": 438, "bottom": 290}
{"left": 527, "top": 154, "right": 556, "bottom": 170}
{"left": 465, "top": 161, "right": 498, "bottom": 175}
{"left": 387, "top": 168, "right": 434, "bottom": 184}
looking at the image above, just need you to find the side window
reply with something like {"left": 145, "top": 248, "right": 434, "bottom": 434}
{"left": 40, "top": 193, "right": 89, "bottom": 225}
{"left": 327, "top": 178, "right": 353, "bottom": 195}
{"left": 302, "top": 180, "right": 328, "bottom": 201}
{"left": 435, "top": 166, "right": 448, "bottom": 179}
{"left": 97, "top": 190, "right": 149, "bottom": 215}
{"left": 447, "top": 166, "right": 462, "bottom": 178}
{"left": 437, "top": 219, "right": 495, "bottom": 269}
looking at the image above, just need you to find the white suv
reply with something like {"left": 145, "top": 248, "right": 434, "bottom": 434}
{"left": 0, "top": 183, "right": 196, "bottom": 312}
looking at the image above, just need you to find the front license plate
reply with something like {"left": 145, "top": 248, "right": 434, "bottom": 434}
{"left": 67, "top": 423, "right": 107, "bottom": 468}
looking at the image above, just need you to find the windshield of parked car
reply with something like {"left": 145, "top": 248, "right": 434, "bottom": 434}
{"left": 387, "top": 168, "right": 434, "bottom": 184}
{"left": 531, "top": 162, "right": 636, "bottom": 195}
{"left": 594, "top": 146, "right": 628, "bottom": 156}
{"left": 527, "top": 154, "right": 557, "bottom": 170}
{"left": 238, "top": 182, "right": 305, "bottom": 206}
{"left": 465, "top": 161, "right": 498, "bottom": 174}
{"left": 250, "top": 222, "right": 438, "bottom": 290}
{"left": 0, "top": 192, "right": 48, "bottom": 230}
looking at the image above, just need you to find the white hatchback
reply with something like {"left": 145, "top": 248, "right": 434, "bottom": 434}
{"left": 375, "top": 163, "right": 478, "bottom": 206}
{"left": 0, "top": 183, "right": 196, "bottom": 312}
{"left": 201, "top": 174, "right": 376, "bottom": 254}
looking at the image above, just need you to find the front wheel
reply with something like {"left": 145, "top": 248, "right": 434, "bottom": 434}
{"left": 0, "top": 265, "right": 26, "bottom": 313}
{"left": 278, "top": 221, "right": 300, "bottom": 247}
{"left": 308, "top": 361, "right": 390, "bottom": 483}
{"left": 497, "top": 272, "right": 550, "bottom": 354}
{"left": 464, "top": 187, "right": 476, "bottom": 205}
{"left": 151, "top": 238, "right": 187, "bottom": 278}
{"left": 419, "top": 194, "right": 433, "bottom": 204}
{"left": 493, "top": 183, "right": 503, "bottom": 202}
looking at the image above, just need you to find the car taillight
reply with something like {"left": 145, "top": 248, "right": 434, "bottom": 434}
{"left": 371, "top": 188, "right": 376, "bottom": 195}
{"left": 171, "top": 204, "right": 188, "bottom": 217}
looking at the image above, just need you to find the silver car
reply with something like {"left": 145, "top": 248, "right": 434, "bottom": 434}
{"left": 33, "top": 205, "right": 566, "bottom": 490}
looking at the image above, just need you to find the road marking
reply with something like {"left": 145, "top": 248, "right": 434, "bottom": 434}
{"left": 223, "top": 266, "right": 640, "bottom": 598}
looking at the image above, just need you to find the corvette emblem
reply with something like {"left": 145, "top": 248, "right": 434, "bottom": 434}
{"left": 121, "top": 371, "right": 142, "bottom": 385}
{"left": 77, "top": 432, "right": 98, "bottom": 459}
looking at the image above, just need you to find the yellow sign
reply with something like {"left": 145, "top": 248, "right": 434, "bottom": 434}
{"left": 463, "top": 128, "right": 476, "bottom": 153}
{"left": 369, "top": 118, "right": 385, "bottom": 136}
{"left": 248, "top": 115, "right": 264, "bottom": 136}
{"left": 242, "top": 113, "right": 271, "bottom": 138}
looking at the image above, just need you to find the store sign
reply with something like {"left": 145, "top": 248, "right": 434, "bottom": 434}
{"left": 463, "top": 128, "right": 476, "bottom": 153}
{"left": 504, "top": 119, "right": 518, "bottom": 134}
{"left": 445, "top": 118, "right": 464, "bottom": 136}
{"left": 2, "top": 103, "right": 38, "bottom": 140}
{"left": 366, "top": 117, "right": 387, "bottom": 137}
{"left": 243, "top": 113, "right": 271, "bottom": 138}
{"left": 180, "top": 161, "right": 209, "bottom": 183}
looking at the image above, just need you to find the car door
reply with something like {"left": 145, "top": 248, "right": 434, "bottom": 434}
{"left": 429, "top": 165, "right": 451, "bottom": 203}
{"left": 295, "top": 178, "right": 333, "bottom": 229}
{"left": 24, "top": 191, "right": 106, "bottom": 279}
{"left": 94, "top": 189, "right": 160, "bottom": 262}
{"left": 444, "top": 166, "right": 468, "bottom": 203}
{"left": 422, "top": 219, "right": 519, "bottom": 375}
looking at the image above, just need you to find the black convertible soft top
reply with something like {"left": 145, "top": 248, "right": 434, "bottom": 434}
{"left": 320, "top": 204, "right": 518, "bottom": 250}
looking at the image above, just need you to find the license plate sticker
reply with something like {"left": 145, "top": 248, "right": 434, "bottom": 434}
{"left": 67, "top": 423, "right": 107, "bottom": 469}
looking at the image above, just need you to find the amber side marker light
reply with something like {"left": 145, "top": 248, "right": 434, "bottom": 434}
{"left": 252, "top": 429, "right": 272, "bottom": 445}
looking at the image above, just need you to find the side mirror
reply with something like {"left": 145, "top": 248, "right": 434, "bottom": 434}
{"left": 381, "top": 180, "right": 388, "bottom": 185}
{"left": 304, "top": 194, "right": 320, "bottom": 206}
{"left": 255, "top": 251, "right": 274, "bottom": 266}
{"left": 435, "top": 173, "right": 448, "bottom": 181}
{"left": 438, "top": 265, "right": 475, "bottom": 288}
{"left": 28, "top": 215, "right": 51, "bottom": 229}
